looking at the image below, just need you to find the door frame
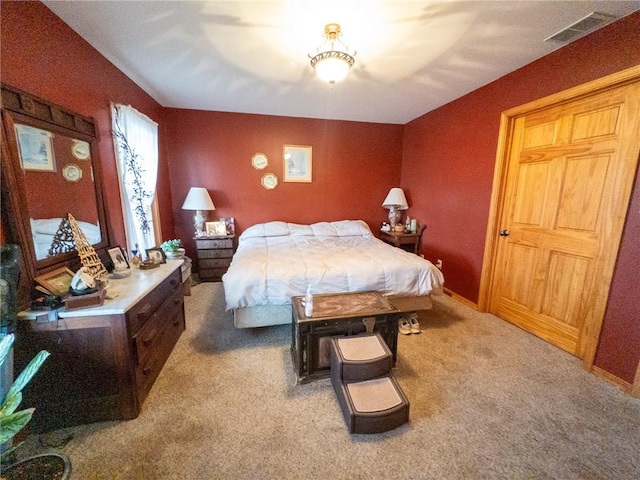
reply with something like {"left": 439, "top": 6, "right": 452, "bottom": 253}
{"left": 478, "top": 65, "right": 640, "bottom": 387}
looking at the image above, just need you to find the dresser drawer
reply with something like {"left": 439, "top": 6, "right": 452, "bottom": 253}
{"left": 196, "top": 238, "right": 234, "bottom": 249}
{"left": 134, "top": 305, "right": 185, "bottom": 405}
{"left": 127, "top": 268, "right": 182, "bottom": 334}
{"left": 133, "top": 286, "right": 184, "bottom": 365}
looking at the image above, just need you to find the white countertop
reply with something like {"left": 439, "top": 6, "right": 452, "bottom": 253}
{"left": 20, "top": 260, "right": 182, "bottom": 320}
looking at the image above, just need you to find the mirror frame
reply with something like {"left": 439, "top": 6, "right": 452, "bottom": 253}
{"left": 1, "top": 83, "right": 111, "bottom": 305}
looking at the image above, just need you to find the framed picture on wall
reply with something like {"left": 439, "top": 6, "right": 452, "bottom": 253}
{"left": 15, "top": 124, "right": 56, "bottom": 172}
{"left": 283, "top": 145, "right": 312, "bottom": 183}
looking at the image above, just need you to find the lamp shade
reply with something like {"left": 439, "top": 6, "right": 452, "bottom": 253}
{"left": 382, "top": 188, "right": 408, "bottom": 210}
{"left": 181, "top": 187, "right": 215, "bottom": 211}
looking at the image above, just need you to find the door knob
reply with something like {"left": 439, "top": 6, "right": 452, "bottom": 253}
{"left": 499, "top": 229, "right": 510, "bottom": 237}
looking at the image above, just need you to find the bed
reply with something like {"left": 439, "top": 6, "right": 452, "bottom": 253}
{"left": 222, "top": 220, "right": 445, "bottom": 328}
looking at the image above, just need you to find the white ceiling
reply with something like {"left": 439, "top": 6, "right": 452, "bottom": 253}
{"left": 43, "top": 1, "right": 640, "bottom": 124}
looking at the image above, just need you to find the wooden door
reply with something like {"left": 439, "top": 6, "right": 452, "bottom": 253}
{"left": 483, "top": 69, "right": 640, "bottom": 363}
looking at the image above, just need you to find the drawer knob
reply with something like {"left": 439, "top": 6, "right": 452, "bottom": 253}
{"left": 142, "top": 329, "right": 157, "bottom": 346}
{"left": 143, "top": 367, "right": 152, "bottom": 375}
{"left": 137, "top": 304, "right": 152, "bottom": 320}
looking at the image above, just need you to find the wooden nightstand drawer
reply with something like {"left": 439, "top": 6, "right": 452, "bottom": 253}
{"left": 196, "top": 238, "right": 234, "bottom": 249}
{"left": 197, "top": 248, "right": 234, "bottom": 259}
{"left": 199, "top": 258, "right": 231, "bottom": 269}
{"left": 200, "top": 267, "right": 230, "bottom": 281}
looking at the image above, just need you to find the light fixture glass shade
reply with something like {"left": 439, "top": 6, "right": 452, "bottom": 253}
{"left": 182, "top": 187, "right": 215, "bottom": 237}
{"left": 309, "top": 23, "right": 356, "bottom": 85}
{"left": 314, "top": 55, "right": 351, "bottom": 84}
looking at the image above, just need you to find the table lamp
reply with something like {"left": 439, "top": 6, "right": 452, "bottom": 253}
{"left": 182, "top": 187, "right": 215, "bottom": 237}
{"left": 382, "top": 188, "right": 408, "bottom": 228}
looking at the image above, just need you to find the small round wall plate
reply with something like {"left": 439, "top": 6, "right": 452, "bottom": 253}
{"left": 63, "top": 163, "right": 83, "bottom": 182}
{"left": 72, "top": 140, "right": 90, "bottom": 160}
{"left": 252, "top": 153, "right": 268, "bottom": 170}
{"left": 261, "top": 173, "right": 278, "bottom": 190}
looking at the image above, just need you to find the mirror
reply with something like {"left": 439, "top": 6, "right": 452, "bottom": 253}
{"left": 0, "top": 83, "right": 110, "bottom": 300}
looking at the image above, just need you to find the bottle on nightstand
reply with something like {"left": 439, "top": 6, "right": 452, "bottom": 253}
{"left": 304, "top": 285, "right": 314, "bottom": 317}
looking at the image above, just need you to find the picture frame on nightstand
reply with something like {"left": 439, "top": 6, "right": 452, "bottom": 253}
{"left": 219, "top": 217, "right": 235, "bottom": 235}
{"left": 205, "top": 221, "right": 228, "bottom": 237}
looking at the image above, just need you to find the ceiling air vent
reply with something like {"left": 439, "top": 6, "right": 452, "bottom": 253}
{"left": 544, "top": 12, "right": 617, "bottom": 43}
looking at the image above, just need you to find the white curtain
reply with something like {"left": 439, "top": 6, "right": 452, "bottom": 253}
{"left": 111, "top": 104, "right": 159, "bottom": 257}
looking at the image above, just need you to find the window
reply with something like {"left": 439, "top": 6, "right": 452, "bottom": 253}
{"left": 111, "top": 104, "right": 159, "bottom": 256}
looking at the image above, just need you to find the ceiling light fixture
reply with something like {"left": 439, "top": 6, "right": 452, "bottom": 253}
{"left": 309, "top": 23, "right": 356, "bottom": 85}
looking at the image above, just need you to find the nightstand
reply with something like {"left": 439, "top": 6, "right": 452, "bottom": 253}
{"left": 380, "top": 225, "right": 425, "bottom": 255}
{"left": 194, "top": 235, "right": 236, "bottom": 281}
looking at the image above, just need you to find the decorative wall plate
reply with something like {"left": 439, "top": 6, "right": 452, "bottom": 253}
{"left": 63, "top": 163, "right": 82, "bottom": 182}
{"left": 72, "top": 140, "right": 90, "bottom": 160}
{"left": 261, "top": 173, "right": 278, "bottom": 190}
{"left": 252, "top": 153, "right": 268, "bottom": 170}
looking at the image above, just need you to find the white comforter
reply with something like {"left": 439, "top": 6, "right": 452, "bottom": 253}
{"left": 223, "top": 220, "right": 444, "bottom": 310}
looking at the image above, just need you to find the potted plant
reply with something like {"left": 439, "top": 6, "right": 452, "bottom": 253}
{"left": 0, "top": 334, "right": 71, "bottom": 479}
{"left": 160, "top": 239, "right": 185, "bottom": 259}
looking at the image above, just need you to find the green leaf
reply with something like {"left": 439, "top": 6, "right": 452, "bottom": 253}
{"left": 0, "top": 408, "right": 33, "bottom": 444}
{"left": 0, "top": 391, "right": 22, "bottom": 417}
{"left": 5, "top": 350, "right": 49, "bottom": 400}
{"left": 0, "top": 333, "right": 15, "bottom": 366}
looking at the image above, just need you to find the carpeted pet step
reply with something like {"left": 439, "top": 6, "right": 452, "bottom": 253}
{"left": 330, "top": 333, "right": 409, "bottom": 434}
{"left": 332, "top": 374, "right": 410, "bottom": 434}
{"left": 330, "top": 333, "right": 393, "bottom": 383}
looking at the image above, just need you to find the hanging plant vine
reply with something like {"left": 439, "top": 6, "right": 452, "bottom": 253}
{"left": 113, "top": 113, "right": 153, "bottom": 235}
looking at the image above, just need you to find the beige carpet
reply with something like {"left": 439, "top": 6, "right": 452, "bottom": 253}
{"left": 17, "top": 282, "right": 640, "bottom": 479}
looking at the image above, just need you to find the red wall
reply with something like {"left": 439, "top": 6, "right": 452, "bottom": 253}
{"left": 2, "top": 2, "right": 638, "bottom": 385}
{"left": 0, "top": 1, "right": 174, "bottom": 251}
{"left": 402, "top": 12, "right": 640, "bottom": 383}
{"left": 164, "top": 109, "right": 403, "bottom": 256}
{"left": 23, "top": 135, "right": 97, "bottom": 224}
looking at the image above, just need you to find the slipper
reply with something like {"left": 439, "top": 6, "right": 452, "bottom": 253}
{"left": 409, "top": 313, "right": 421, "bottom": 334}
{"left": 398, "top": 317, "right": 412, "bottom": 335}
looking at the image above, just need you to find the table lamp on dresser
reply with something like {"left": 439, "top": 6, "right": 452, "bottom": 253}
{"left": 182, "top": 187, "right": 215, "bottom": 237}
{"left": 382, "top": 187, "right": 408, "bottom": 229}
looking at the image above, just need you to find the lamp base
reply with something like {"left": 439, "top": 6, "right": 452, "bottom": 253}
{"left": 388, "top": 206, "right": 401, "bottom": 228}
{"left": 194, "top": 210, "right": 206, "bottom": 237}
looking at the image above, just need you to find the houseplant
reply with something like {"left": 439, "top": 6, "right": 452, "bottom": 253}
{"left": 0, "top": 334, "right": 71, "bottom": 479}
{"left": 160, "top": 239, "right": 185, "bottom": 259}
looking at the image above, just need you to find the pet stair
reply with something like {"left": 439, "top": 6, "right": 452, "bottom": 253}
{"left": 330, "top": 333, "right": 409, "bottom": 434}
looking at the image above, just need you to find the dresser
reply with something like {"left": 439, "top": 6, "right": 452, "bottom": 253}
{"left": 16, "top": 261, "right": 185, "bottom": 433}
{"left": 194, "top": 235, "right": 236, "bottom": 281}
